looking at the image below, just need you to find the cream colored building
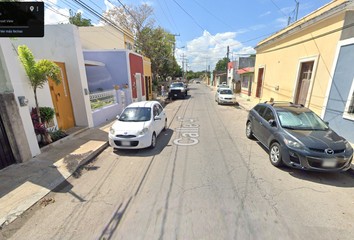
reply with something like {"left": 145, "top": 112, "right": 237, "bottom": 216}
{"left": 79, "top": 25, "right": 134, "bottom": 50}
{"left": 252, "top": 0, "right": 353, "bottom": 116}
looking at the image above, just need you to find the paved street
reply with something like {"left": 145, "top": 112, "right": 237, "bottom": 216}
{"left": 2, "top": 83, "right": 354, "bottom": 240}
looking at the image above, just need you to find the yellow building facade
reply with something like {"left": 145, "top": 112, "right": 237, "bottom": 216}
{"left": 143, "top": 57, "right": 153, "bottom": 100}
{"left": 252, "top": 0, "right": 352, "bottom": 116}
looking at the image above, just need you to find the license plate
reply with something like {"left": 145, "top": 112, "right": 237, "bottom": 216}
{"left": 322, "top": 160, "right": 336, "bottom": 167}
{"left": 174, "top": 94, "right": 177, "bottom": 96}
{"left": 121, "top": 141, "right": 130, "bottom": 146}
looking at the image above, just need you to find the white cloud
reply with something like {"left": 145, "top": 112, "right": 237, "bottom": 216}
{"left": 258, "top": 11, "right": 271, "bottom": 18}
{"left": 181, "top": 31, "right": 255, "bottom": 71}
{"left": 104, "top": 0, "right": 115, "bottom": 11}
{"left": 274, "top": 17, "right": 288, "bottom": 28}
{"left": 281, "top": 6, "right": 295, "bottom": 15}
{"left": 140, "top": 1, "right": 154, "bottom": 5}
{"left": 249, "top": 24, "right": 266, "bottom": 31}
{"left": 45, "top": 7, "right": 70, "bottom": 25}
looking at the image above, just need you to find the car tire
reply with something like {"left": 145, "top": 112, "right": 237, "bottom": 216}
{"left": 217, "top": 99, "right": 220, "bottom": 105}
{"left": 149, "top": 133, "right": 156, "bottom": 149}
{"left": 269, "top": 142, "right": 284, "bottom": 167}
{"left": 246, "top": 121, "right": 254, "bottom": 139}
{"left": 163, "top": 119, "right": 167, "bottom": 131}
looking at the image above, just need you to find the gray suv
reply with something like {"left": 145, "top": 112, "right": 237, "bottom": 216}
{"left": 246, "top": 102, "right": 353, "bottom": 172}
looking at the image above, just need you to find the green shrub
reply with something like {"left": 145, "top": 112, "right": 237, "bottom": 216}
{"left": 39, "top": 107, "right": 55, "bottom": 124}
{"left": 90, "top": 99, "right": 114, "bottom": 110}
{"left": 47, "top": 127, "right": 67, "bottom": 142}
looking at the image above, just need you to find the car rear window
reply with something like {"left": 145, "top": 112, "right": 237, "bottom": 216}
{"left": 220, "top": 90, "right": 233, "bottom": 94}
{"left": 171, "top": 83, "right": 183, "bottom": 87}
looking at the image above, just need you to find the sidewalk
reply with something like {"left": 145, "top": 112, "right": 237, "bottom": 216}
{"left": 0, "top": 119, "right": 114, "bottom": 227}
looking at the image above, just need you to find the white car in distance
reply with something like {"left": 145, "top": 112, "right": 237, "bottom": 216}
{"left": 215, "top": 88, "right": 236, "bottom": 105}
{"left": 109, "top": 101, "right": 167, "bottom": 149}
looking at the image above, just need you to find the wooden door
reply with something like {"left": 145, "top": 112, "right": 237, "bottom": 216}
{"left": 248, "top": 74, "right": 253, "bottom": 96}
{"left": 0, "top": 113, "right": 15, "bottom": 170}
{"left": 256, "top": 68, "right": 264, "bottom": 98}
{"left": 48, "top": 62, "right": 75, "bottom": 130}
{"left": 295, "top": 61, "right": 314, "bottom": 105}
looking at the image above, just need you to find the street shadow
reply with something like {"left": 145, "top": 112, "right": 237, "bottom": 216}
{"left": 97, "top": 197, "right": 132, "bottom": 240}
{"left": 113, "top": 129, "right": 173, "bottom": 157}
{"left": 255, "top": 141, "right": 354, "bottom": 188}
{"left": 0, "top": 126, "right": 110, "bottom": 208}
{"left": 169, "top": 94, "right": 192, "bottom": 101}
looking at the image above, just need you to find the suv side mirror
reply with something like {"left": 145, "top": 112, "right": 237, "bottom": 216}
{"left": 268, "top": 119, "right": 276, "bottom": 127}
{"left": 324, "top": 121, "right": 329, "bottom": 126}
{"left": 116, "top": 115, "right": 120, "bottom": 119}
{"left": 154, "top": 116, "right": 161, "bottom": 121}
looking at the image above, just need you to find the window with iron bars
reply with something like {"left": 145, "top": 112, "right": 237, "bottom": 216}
{"left": 349, "top": 91, "right": 354, "bottom": 114}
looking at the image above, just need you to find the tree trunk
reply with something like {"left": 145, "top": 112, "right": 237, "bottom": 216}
{"left": 34, "top": 88, "right": 42, "bottom": 124}
{"left": 34, "top": 88, "right": 52, "bottom": 143}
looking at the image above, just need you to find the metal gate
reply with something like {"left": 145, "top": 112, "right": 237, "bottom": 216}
{"left": 0, "top": 113, "right": 15, "bottom": 170}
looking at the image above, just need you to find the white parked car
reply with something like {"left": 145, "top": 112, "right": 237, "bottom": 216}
{"left": 215, "top": 88, "right": 236, "bottom": 105}
{"left": 109, "top": 101, "right": 167, "bottom": 149}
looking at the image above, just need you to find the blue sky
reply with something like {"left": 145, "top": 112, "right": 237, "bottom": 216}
{"left": 44, "top": 0, "right": 333, "bottom": 71}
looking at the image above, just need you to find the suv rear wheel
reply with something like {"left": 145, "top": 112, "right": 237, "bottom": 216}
{"left": 246, "top": 121, "right": 254, "bottom": 139}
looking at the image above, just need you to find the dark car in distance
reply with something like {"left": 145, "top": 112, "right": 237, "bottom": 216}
{"left": 246, "top": 102, "right": 353, "bottom": 172}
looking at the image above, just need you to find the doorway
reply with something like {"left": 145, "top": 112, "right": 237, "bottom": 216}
{"left": 48, "top": 62, "right": 75, "bottom": 130}
{"left": 0, "top": 113, "right": 15, "bottom": 170}
{"left": 255, "top": 67, "right": 264, "bottom": 98}
{"left": 295, "top": 61, "right": 314, "bottom": 105}
{"left": 135, "top": 73, "right": 142, "bottom": 101}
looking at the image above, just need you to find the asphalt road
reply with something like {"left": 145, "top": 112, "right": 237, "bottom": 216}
{"left": 3, "top": 83, "right": 354, "bottom": 240}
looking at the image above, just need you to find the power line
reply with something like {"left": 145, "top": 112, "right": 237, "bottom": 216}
{"left": 156, "top": 0, "right": 178, "bottom": 33}
{"left": 191, "top": 0, "right": 248, "bottom": 38}
{"left": 270, "top": 0, "right": 288, "bottom": 18}
{"left": 172, "top": 0, "right": 223, "bottom": 46}
{"left": 164, "top": 0, "right": 180, "bottom": 34}
{"left": 114, "top": 0, "right": 143, "bottom": 28}
{"left": 71, "top": 0, "right": 130, "bottom": 38}
{"left": 142, "top": 0, "right": 164, "bottom": 28}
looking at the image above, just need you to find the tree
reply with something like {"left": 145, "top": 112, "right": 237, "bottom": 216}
{"left": 215, "top": 57, "right": 230, "bottom": 71}
{"left": 137, "top": 27, "right": 176, "bottom": 79}
{"left": 69, "top": 12, "right": 93, "bottom": 27}
{"left": 18, "top": 45, "right": 62, "bottom": 142}
{"left": 103, "top": 3, "right": 154, "bottom": 36}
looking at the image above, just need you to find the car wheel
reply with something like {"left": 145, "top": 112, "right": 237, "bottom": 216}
{"left": 163, "top": 119, "right": 167, "bottom": 131}
{"left": 149, "top": 133, "right": 156, "bottom": 149}
{"left": 217, "top": 99, "right": 220, "bottom": 105}
{"left": 269, "top": 142, "right": 284, "bottom": 167}
{"left": 246, "top": 121, "right": 254, "bottom": 139}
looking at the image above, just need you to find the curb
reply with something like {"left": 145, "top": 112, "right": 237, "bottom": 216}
{"left": 40, "top": 127, "right": 90, "bottom": 153}
{"left": 0, "top": 141, "right": 109, "bottom": 227}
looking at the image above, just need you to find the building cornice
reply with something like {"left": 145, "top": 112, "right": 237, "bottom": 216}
{"left": 255, "top": 1, "right": 354, "bottom": 51}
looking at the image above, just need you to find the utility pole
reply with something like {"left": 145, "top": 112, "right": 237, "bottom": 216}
{"left": 185, "top": 59, "right": 189, "bottom": 79}
{"left": 227, "top": 46, "right": 230, "bottom": 61}
{"left": 295, "top": 2, "right": 299, "bottom": 21}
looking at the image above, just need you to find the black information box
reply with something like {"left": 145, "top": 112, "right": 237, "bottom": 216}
{"left": 0, "top": 2, "right": 44, "bottom": 37}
